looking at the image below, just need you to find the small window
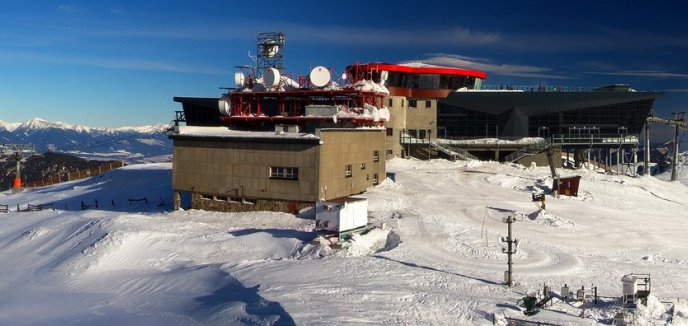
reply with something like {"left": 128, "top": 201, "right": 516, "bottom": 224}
{"left": 425, "top": 100, "right": 432, "bottom": 108}
{"left": 270, "top": 166, "right": 299, "bottom": 180}
{"left": 373, "top": 173, "right": 379, "bottom": 185}
{"left": 419, "top": 129, "right": 427, "bottom": 139}
{"left": 409, "top": 99, "right": 417, "bottom": 108}
{"left": 388, "top": 98, "right": 393, "bottom": 107}
{"left": 386, "top": 149, "right": 393, "bottom": 155}
{"left": 401, "top": 99, "right": 405, "bottom": 107}
{"left": 386, "top": 128, "right": 393, "bottom": 136}
{"left": 345, "top": 164, "right": 353, "bottom": 177}
{"left": 373, "top": 151, "right": 379, "bottom": 162}
{"left": 408, "top": 130, "right": 417, "bottom": 138}
{"left": 201, "top": 194, "right": 213, "bottom": 200}
{"left": 360, "top": 163, "right": 366, "bottom": 170}
{"left": 215, "top": 196, "right": 227, "bottom": 202}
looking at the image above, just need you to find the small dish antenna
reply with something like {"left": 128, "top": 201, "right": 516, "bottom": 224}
{"left": 309, "top": 66, "right": 331, "bottom": 88}
{"left": 263, "top": 68, "right": 281, "bottom": 89}
{"left": 218, "top": 95, "right": 231, "bottom": 116}
{"left": 341, "top": 73, "right": 348, "bottom": 80}
{"left": 234, "top": 72, "right": 245, "bottom": 88}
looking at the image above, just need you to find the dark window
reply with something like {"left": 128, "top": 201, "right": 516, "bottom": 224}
{"left": 386, "top": 149, "right": 393, "bottom": 155}
{"left": 360, "top": 163, "right": 366, "bottom": 170}
{"left": 419, "top": 129, "right": 427, "bottom": 139}
{"left": 409, "top": 99, "right": 417, "bottom": 108}
{"left": 270, "top": 167, "right": 299, "bottom": 180}
{"left": 201, "top": 194, "right": 213, "bottom": 200}
{"left": 408, "top": 130, "right": 417, "bottom": 138}
{"left": 401, "top": 99, "right": 405, "bottom": 107}
{"left": 373, "top": 151, "right": 380, "bottom": 162}
{"left": 373, "top": 173, "right": 379, "bottom": 185}
{"left": 345, "top": 164, "right": 352, "bottom": 177}
{"left": 425, "top": 100, "right": 432, "bottom": 108}
{"left": 386, "top": 128, "right": 393, "bottom": 136}
{"left": 388, "top": 98, "right": 393, "bottom": 107}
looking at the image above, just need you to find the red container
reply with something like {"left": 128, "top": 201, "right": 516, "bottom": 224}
{"left": 554, "top": 176, "right": 581, "bottom": 196}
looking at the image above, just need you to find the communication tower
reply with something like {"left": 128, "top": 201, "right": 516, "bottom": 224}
{"left": 256, "top": 32, "right": 285, "bottom": 76}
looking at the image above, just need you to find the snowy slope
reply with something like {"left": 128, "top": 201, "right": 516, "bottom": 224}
{"left": 0, "top": 160, "right": 686, "bottom": 325}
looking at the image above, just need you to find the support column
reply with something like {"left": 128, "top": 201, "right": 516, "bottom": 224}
{"left": 671, "top": 124, "right": 680, "bottom": 181}
{"left": 644, "top": 124, "right": 651, "bottom": 176}
{"left": 174, "top": 191, "right": 181, "bottom": 210}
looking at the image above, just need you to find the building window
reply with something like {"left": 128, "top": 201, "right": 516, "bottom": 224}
{"left": 201, "top": 194, "right": 214, "bottom": 200}
{"left": 360, "top": 163, "right": 366, "bottom": 170}
{"left": 425, "top": 100, "right": 432, "bottom": 108}
{"left": 388, "top": 98, "right": 393, "bottom": 107}
{"left": 345, "top": 164, "right": 353, "bottom": 177}
{"left": 409, "top": 99, "right": 417, "bottom": 108}
{"left": 419, "top": 129, "right": 427, "bottom": 139}
{"left": 386, "top": 128, "right": 393, "bottom": 136}
{"left": 270, "top": 166, "right": 299, "bottom": 180}
{"left": 408, "top": 129, "right": 417, "bottom": 138}
{"left": 401, "top": 99, "right": 405, "bottom": 107}
{"left": 386, "top": 149, "right": 393, "bottom": 155}
{"left": 373, "top": 151, "right": 380, "bottom": 162}
{"left": 373, "top": 173, "right": 379, "bottom": 185}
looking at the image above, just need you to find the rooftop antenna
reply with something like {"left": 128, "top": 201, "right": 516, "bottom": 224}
{"left": 256, "top": 32, "right": 285, "bottom": 77}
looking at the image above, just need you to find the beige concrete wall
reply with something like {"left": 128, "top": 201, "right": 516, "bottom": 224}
{"left": 318, "top": 129, "right": 386, "bottom": 200}
{"left": 172, "top": 139, "right": 320, "bottom": 202}
{"left": 384, "top": 96, "right": 407, "bottom": 159}
{"left": 406, "top": 98, "right": 437, "bottom": 140}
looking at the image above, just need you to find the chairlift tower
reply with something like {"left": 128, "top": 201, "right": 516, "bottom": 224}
{"left": 646, "top": 111, "right": 687, "bottom": 181}
{"left": 0, "top": 144, "right": 36, "bottom": 191}
{"left": 256, "top": 32, "right": 285, "bottom": 76}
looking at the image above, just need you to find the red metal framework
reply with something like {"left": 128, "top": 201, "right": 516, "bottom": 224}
{"left": 221, "top": 89, "right": 386, "bottom": 126}
{"left": 227, "top": 89, "right": 384, "bottom": 116}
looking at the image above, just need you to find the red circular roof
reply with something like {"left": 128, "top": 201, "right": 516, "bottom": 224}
{"left": 352, "top": 63, "right": 487, "bottom": 79}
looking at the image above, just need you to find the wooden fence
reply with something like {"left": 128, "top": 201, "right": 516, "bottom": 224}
{"left": 25, "top": 161, "right": 125, "bottom": 188}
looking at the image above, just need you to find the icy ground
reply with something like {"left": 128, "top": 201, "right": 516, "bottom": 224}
{"left": 0, "top": 159, "right": 687, "bottom": 325}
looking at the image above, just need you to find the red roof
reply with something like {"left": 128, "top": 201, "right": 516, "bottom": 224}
{"left": 351, "top": 63, "right": 487, "bottom": 79}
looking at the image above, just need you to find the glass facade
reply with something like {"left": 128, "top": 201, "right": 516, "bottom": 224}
{"left": 437, "top": 103, "right": 498, "bottom": 138}
{"left": 387, "top": 72, "right": 480, "bottom": 90}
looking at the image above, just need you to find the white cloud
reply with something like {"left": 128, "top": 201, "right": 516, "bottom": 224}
{"left": 0, "top": 50, "right": 225, "bottom": 75}
{"left": 586, "top": 71, "right": 688, "bottom": 79}
{"left": 409, "top": 54, "right": 571, "bottom": 79}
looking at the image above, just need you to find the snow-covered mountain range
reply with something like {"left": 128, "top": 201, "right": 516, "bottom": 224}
{"left": 0, "top": 118, "right": 172, "bottom": 162}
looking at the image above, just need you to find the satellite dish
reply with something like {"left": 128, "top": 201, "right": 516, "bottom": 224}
{"left": 234, "top": 72, "right": 245, "bottom": 88}
{"left": 380, "top": 70, "right": 388, "bottom": 83}
{"left": 341, "top": 73, "right": 348, "bottom": 81}
{"left": 263, "top": 68, "right": 280, "bottom": 89}
{"left": 310, "top": 66, "right": 331, "bottom": 88}
{"left": 218, "top": 95, "right": 231, "bottom": 116}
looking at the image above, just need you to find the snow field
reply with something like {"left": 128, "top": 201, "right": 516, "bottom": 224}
{"left": 0, "top": 158, "right": 685, "bottom": 324}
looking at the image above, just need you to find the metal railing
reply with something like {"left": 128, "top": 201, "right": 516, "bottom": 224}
{"left": 550, "top": 134, "right": 639, "bottom": 146}
{"left": 504, "top": 139, "right": 551, "bottom": 162}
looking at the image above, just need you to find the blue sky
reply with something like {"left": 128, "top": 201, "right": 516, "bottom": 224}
{"left": 0, "top": 0, "right": 686, "bottom": 128}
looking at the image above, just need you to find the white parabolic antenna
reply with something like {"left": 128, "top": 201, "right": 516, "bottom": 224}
{"left": 380, "top": 70, "right": 388, "bottom": 83}
{"left": 218, "top": 95, "right": 231, "bottom": 116}
{"left": 310, "top": 66, "right": 331, "bottom": 88}
{"left": 234, "top": 72, "right": 245, "bottom": 87}
{"left": 263, "top": 68, "right": 280, "bottom": 88}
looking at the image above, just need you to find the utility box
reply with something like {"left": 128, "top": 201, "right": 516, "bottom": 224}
{"left": 622, "top": 274, "right": 641, "bottom": 304}
{"left": 315, "top": 197, "right": 368, "bottom": 233}
{"left": 554, "top": 175, "right": 581, "bottom": 196}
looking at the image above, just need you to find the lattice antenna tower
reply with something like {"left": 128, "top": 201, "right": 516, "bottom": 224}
{"left": 256, "top": 32, "right": 285, "bottom": 77}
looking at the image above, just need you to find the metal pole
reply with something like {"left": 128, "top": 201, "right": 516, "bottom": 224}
{"left": 644, "top": 124, "right": 651, "bottom": 176}
{"left": 672, "top": 124, "right": 680, "bottom": 181}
